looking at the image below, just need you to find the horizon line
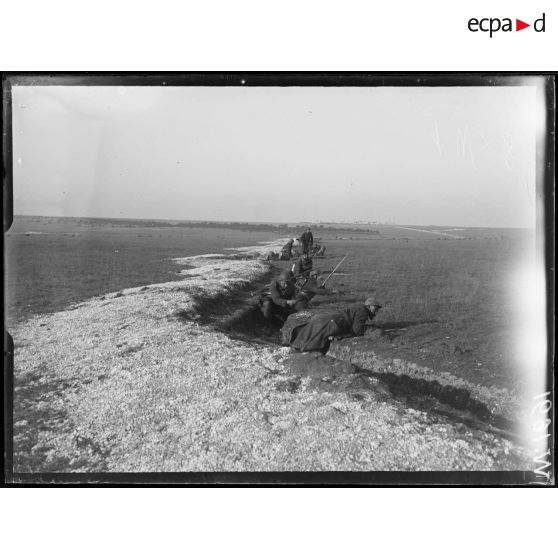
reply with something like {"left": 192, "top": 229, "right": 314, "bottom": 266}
{"left": 9, "top": 214, "right": 536, "bottom": 231}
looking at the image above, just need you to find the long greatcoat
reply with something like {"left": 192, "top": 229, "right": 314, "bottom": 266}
{"left": 300, "top": 230, "right": 314, "bottom": 254}
{"left": 289, "top": 304, "right": 371, "bottom": 352}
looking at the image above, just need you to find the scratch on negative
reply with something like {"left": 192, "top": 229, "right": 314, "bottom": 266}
{"left": 468, "top": 141, "right": 477, "bottom": 170}
{"left": 479, "top": 132, "right": 491, "bottom": 151}
{"left": 503, "top": 134, "right": 514, "bottom": 170}
{"left": 457, "top": 126, "right": 477, "bottom": 169}
{"left": 456, "top": 127, "right": 468, "bottom": 158}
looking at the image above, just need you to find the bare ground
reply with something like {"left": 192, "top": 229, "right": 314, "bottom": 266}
{"left": 10, "top": 239, "right": 533, "bottom": 473}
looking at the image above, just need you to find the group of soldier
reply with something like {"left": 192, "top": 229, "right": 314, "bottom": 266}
{"left": 259, "top": 226, "right": 382, "bottom": 352}
{"left": 267, "top": 227, "right": 326, "bottom": 262}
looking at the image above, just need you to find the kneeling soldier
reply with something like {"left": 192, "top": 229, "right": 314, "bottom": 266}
{"left": 260, "top": 270, "right": 308, "bottom": 333}
{"left": 292, "top": 253, "right": 313, "bottom": 278}
{"left": 280, "top": 239, "right": 295, "bottom": 260}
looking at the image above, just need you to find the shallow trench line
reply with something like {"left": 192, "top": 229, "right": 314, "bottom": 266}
{"left": 10, "top": 238, "right": 531, "bottom": 472}
{"left": 183, "top": 240, "right": 524, "bottom": 430}
{"left": 171, "top": 241, "right": 525, "bottom": 445}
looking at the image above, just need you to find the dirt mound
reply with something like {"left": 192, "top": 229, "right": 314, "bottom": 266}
{"left": 328, "top": 337, "right": 523, "bottom": 425}
{"left": 204, "top": 291, "right": 522, "bottom": 436}
{"left": 282, "top": 352, "right": 391, "bottom": 397}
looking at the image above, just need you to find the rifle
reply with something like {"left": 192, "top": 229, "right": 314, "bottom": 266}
{"left": 320, "top": 253, "right": 349, "bottom": 288}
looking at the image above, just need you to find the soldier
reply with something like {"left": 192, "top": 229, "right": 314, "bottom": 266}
{"left": 295, "top": 270, "right": 336, "bottom": 305}
{"left": 260, "top": 270, "right": 307, "bottom": 333}
{"left": 289, "top": 296, "right": 382, "bottom": 352}
{"left": 314, "top": 244, "right": 326, "bottom": 257}
{"left": 280, "top": 239, "right": 295, "bottom": 260}
{"left": 292, "top": 252, "right": 313, "bottom": 279}
{"left": 311, "top": 241, "right": 321, "bottom": 256}
{"left": 300, "top": 227, "right": 314, "bottom": 255}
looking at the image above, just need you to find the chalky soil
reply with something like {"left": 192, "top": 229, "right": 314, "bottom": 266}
{"left": 11, "top": 239, "right": 532, "bottom": 473}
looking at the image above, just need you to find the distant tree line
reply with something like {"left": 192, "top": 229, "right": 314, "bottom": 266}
{"left": 14, "top": 215, "right": 380, "bottom": 235}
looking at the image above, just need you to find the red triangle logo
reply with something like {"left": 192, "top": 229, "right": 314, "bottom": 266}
{"left": 516, "top": 19, "right": 530, "bottom": 31}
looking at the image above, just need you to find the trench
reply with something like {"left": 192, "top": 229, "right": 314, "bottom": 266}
{"left": 187, "top": 266, "right": 277, "bottom": 334}
{"left": 179, "top": 270, "right": 520, "bottom": 442}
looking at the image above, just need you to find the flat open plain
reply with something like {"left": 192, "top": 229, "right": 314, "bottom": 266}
{"left": 6, "top": 216, "right": 536, "bottom": 474}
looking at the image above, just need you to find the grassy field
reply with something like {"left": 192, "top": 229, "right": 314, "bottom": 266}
{"left": 299, "top": 230, "right": 534, "bottom": 394}
{"left": 5, "top": 216, "right": 277, "bottom": 324}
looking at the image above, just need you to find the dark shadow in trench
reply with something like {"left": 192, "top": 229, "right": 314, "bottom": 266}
{"left": 172, "top": 271, "right": 520, "bottom": 442}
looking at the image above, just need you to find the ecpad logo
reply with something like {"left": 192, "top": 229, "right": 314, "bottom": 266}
{"left": 468, "top": 13, "right": 546, "bottom": 37}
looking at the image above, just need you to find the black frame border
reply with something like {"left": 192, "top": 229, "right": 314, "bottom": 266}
{"left": 2, "top": 72, "right": 555, "bottom": 487}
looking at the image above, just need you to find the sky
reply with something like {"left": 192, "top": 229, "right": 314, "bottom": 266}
{"left": 11, "top": 84, "right": 540, "bottom": 227}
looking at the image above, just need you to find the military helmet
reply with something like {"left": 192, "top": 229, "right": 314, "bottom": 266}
{"left": 280, "top": 270, "right": 294, "bottom": 280}
{"left": 364, "top": 296, "right": 382, "bottom": 308}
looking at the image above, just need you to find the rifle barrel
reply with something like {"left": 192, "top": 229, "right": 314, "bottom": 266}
{"left": 321, "top": 253, "right": 349, "bottom": 287}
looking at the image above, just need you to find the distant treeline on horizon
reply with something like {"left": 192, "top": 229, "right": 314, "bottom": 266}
{"left": 11, "top": 215, "right": 533, "bottom": 233}
{"left": 12, "top": 215, "right": 384, "bottom": 235}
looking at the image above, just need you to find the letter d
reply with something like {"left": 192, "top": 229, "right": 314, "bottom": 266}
{"left": 534, "top": 13, "right": 545, "bottom": 32}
